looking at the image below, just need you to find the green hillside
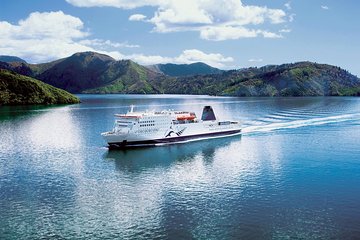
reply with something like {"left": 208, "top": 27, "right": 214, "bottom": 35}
{"left": 158, "top": 62, "right": 360, "bottom": 96}
{"left": 0, "top": 52, "right": 167, "bottom": 94}
{"left": 28, "top": 52, "right": 165, "bottom": 94}
{"left": 1, "top": 52, "right": 360, "bottom": 96}
{"left": 146, "top": 62, "right": 223, "bottom": 77}
{"left": 83, "top": 60, "right": 162, "bottom": 94}
{"left": 0, "top": 69, "right": 80, "bottom": 105}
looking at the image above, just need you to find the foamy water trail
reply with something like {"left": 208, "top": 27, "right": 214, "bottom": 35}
{"left": 242, "top": 113, "right": 360, "bottom": 134}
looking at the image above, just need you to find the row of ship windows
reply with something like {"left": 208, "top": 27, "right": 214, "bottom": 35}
{"left": 139, "top": 120, "right": 155, "bottom": 124}
{"left": 140, "top": 117, "right": 169, "bottom": 122}
{"left": 140, "top": 124, "right": 155, "bottom": 127}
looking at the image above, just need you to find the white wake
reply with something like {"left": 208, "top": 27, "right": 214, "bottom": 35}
{"left": 242, "top": 113, "right": 360, "bottom": 134}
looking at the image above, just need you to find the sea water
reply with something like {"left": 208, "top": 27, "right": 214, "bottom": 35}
{"left": 1, "top": 95, "right": 360, "bottom": 239}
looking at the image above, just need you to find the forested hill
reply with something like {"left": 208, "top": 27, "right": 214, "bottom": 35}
{"left": 0, "top": 52, "right": 359, "bottom": 96}
{"left": 157, "top": 62, "right": 360, "bottom": 96}
{"left": 146, "top": 62, "right": 223, "bottom": 77}
{"left": 0, "top": 69, "right": 80, "bottom": 105}
{"left": 0, "top": 52, "right": 168, "bottom": 94}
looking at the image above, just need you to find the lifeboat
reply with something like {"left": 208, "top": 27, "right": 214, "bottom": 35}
{"left": 176, "top": 113, "right": 196, "bottom": 121}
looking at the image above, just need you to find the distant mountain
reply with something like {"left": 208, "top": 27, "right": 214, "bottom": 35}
{"left": 0, "top": 69, "right": 80, "bottom": 105}
{"left": 0, "top": 61, "right": 34, "bottom": 76}
{"left": 147, "top": 62, "right": 223, "bottom": 77}
{"left": 0, "top": 52, "right": 168, "bottom": 94}
{"left": 36, "top": 52, "right": 120, "bottom": 93}
{"left": 1, "top": 52, "right": 359, "bottom": 96}
{"left": 157, "top": 62, "right": 360, "bottom": 96}
{"left": 0, "top": 55, "right": 27, "bottom": 63}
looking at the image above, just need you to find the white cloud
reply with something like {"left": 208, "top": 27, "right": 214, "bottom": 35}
{"left": 321, "top": 5, "right": 329, "bottom": 10}
{"left": 0, "top": 11, "right": 92, "bottom": 62}
{"left": 0, "top": 11, "right": 234, "bottom": 68}
{"left": 261, "top": 31, "right": 282, "bottom": 38}
{"left": 66, "top": 0, "right": 288, "bottom": 41}
{"left": 129, "top": 14, "right": 147, "bottom": 21}
{"left": 127, "top": 54, "right": 172, "bottom": 65}
{"left": 200, "top": 26, "right": 258, "bottom": 41}
{"left": 101, "top": 50, "right": 125, "bottom": 60}
{"left": 199, "top": 26, "right": 283, "bottom": 41}
{"left": 267, "top": 9, "right": 287, "bottom": 24}
{"left": 128, "top": 49, "right": 234, "bottom": 68}
{"left": 175, "top": 49, "right": 234, "bottom": 67}
{"left": 0, "top": 38, "right": 93, "bottom": 63}
{"left": 0, "top": 11, "right": 140, "bottom": 63}
{"left": 0, "top": 11, "right": 88, "bottom": 40}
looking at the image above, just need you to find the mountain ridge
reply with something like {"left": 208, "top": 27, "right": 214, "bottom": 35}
{"left": 0, "top": 55, "right": 27, "bottom": 63}
{"left": 0, "top": 52, "right": 359, "bottom": 96}
{"left": 158, "top": 61, "right": 360, "bottom": 96}
{"left": 0, "top": 52, "right": 166, "bottom": 94}
{"left": 146, "top": 62, "right": 223, "bottom": 77}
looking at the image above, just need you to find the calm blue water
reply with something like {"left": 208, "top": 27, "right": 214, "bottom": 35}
{"left": 1, "top": 95, "right": 360, "bottom": 239}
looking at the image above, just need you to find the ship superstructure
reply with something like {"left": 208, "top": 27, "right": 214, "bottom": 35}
{"left": 102, "top": 106, "right": 241, "bottom": 148}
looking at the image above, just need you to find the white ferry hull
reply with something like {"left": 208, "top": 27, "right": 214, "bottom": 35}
{"left": 103, "top": 129, "right": 241, "bottom": 148}
{"left": 102, "top": 121, "right": 241, "bottom": 148}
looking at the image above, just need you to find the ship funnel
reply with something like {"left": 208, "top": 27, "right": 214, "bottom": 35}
{"left": 201, "top": 106, "right": 216, "bottom": 121}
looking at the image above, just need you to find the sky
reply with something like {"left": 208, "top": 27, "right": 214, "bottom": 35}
{"left": 1, "top": 0, "right": 359, "bottom": 75}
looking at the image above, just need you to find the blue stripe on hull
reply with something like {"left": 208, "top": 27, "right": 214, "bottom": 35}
{"left": 108, "top": 129, "right": 241, "bottom": 149}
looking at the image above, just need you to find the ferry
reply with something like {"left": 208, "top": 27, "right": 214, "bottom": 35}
{"left": 102, "top": 106, "right": 241, "bottom": 148}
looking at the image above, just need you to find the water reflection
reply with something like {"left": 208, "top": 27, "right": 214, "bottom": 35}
{"left": 104, "top": 135, "right": 242, "bottom": 173}
{"left": 27, "top": 108, "right": 83, "bottom": 150}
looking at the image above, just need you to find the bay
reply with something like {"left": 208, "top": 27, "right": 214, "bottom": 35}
{"left": 1, "top": 95, "right": 360, "bottom": 239}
